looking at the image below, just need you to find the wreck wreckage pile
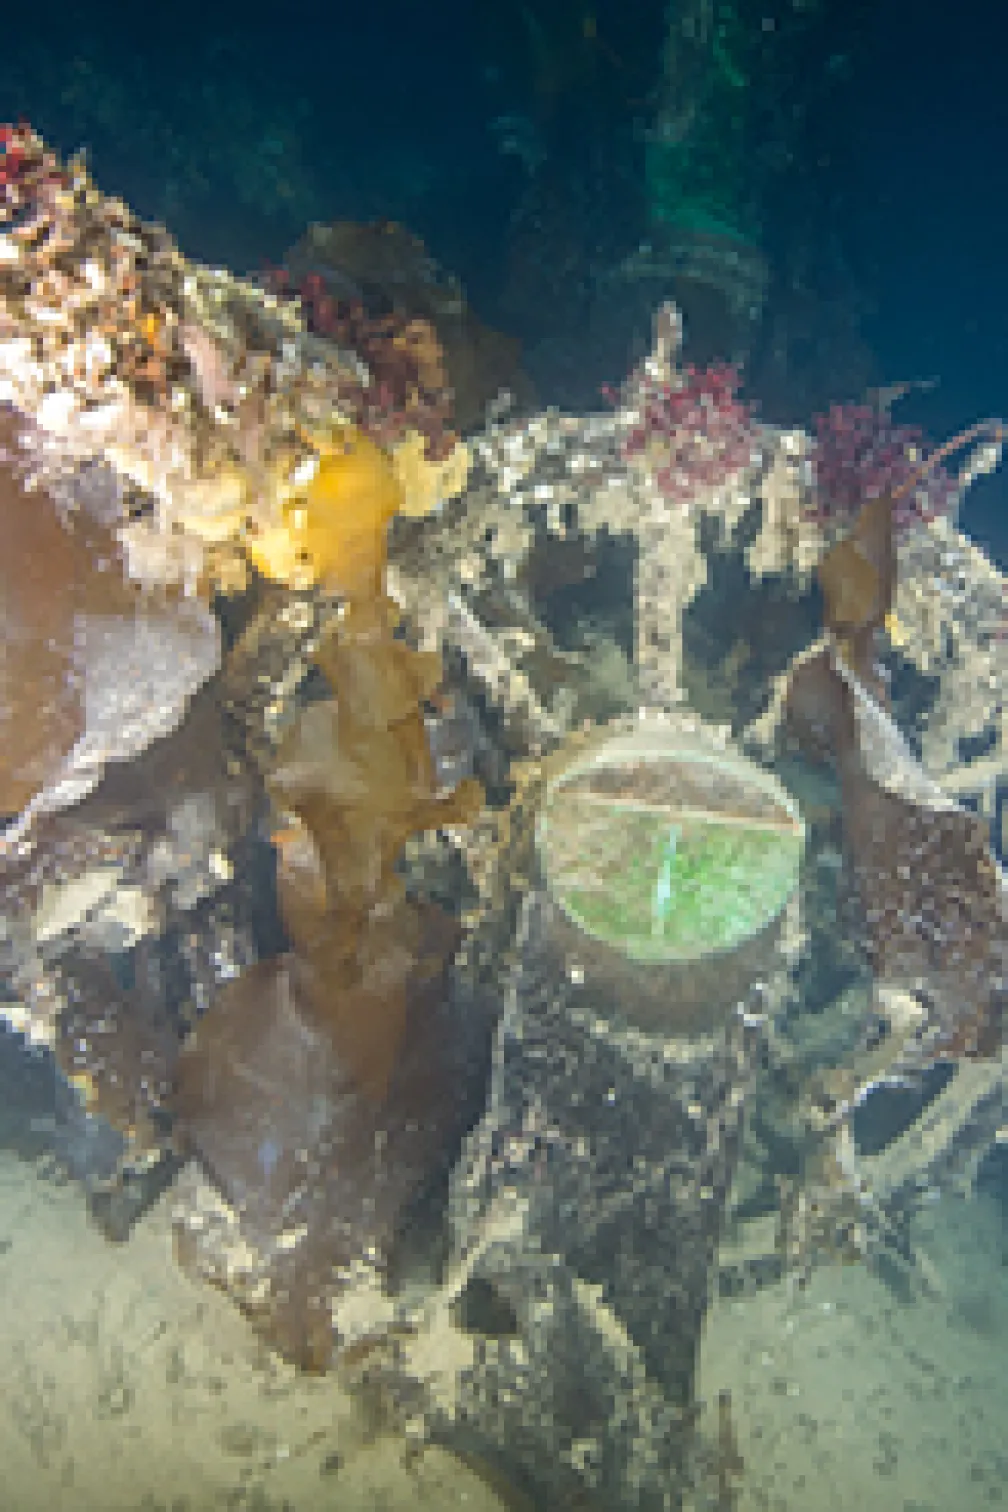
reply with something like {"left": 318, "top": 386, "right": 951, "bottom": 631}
{"left": 1, "top": 127, "right": 1007, "bottom": 1510}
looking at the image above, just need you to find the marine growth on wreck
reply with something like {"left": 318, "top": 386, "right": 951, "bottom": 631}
{"left": 1, "top": 118, "right": 1008, "bottom": 1511}
{"left": 175, "top": 439, "right": 485, "bottom": 1367}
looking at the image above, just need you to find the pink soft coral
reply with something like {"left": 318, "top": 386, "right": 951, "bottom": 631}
{"left": 810, "top": 402, "right": 958, "bottom": 533}
{"left": 614, "top": 359, "right": 757, "bottom": 505}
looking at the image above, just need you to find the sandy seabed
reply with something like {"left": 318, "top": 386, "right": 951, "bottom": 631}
{"left": 0, "top": 1154, "right": 507, "bottom": 1512}
{"left": 0, "top": 1147, "right": 1004, "bottom": 1512}
{"left": 697, "top": 1189, "right": 1008, "bottom": 1512}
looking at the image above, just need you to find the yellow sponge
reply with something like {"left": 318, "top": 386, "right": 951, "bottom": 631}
{"left": 247, "top": 430, "right": 403, "bottom": 598}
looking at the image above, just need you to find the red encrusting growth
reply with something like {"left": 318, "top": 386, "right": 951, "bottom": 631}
{"left": 608, "top": 359, "right": 757, "bottom": 505}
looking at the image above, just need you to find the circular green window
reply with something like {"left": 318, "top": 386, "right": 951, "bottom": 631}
{"left": 535, "top": 717, "right": 805, "bottom": 1034}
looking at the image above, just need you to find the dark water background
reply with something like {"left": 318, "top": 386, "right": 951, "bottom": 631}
{"left": 1, "top": 0, "right": 1005, "bottom": 552}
